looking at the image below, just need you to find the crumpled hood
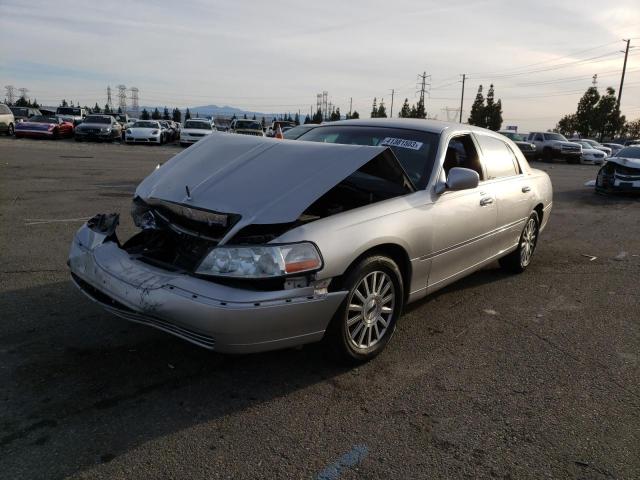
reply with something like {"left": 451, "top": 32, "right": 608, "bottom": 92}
{"left": 606, "top": 156, "right": 640, "bottom": 169}
{"left": 135, "top": 133, "right": 392, "bottom": 225}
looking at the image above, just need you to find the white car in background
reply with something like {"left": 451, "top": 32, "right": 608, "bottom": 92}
{"left": 125, "top": 120, "right": 164, "bottom": 144}
{"left": 580, "top": 139, "right": 612, "bottom": 157}
{"left": 571, "top": 140, "right": 607, "bottom": 165}
{"left": 601, "top": 143, "right": 624, "bottom": 156}
{"left": 180, "top": 119, "right": 215, "bottom": 147}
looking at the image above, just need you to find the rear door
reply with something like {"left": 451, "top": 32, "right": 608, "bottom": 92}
{"left": 475, "top": 134, "right": 533, "bottom": 252}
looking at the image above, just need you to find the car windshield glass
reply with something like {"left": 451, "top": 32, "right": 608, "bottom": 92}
{"left": 544, "top": 133, "right": 567, "bottom": 141}
{"left": 57, "top": 107, "right": 81, "bottom": 115}
{"left": 185, "top": 121, "right": 211, "bottom": 130}
{"left": 296, "top": 125, "right": 439, "bottom": 188}
{"left": 133, "top": 121, "right": 158, "bottom": 128}
{"left": 10, "top": 107, "right": 28, "bottom": 117}
{"left": 236, "top": 121, "right": 261, "bottom": 130}
{"left": 84, "top": 116, "right": 111, "bottom": 124}
{"left": 613, "top": 147, "right": 640, "bottom": 159}
{"left": 283, "top": 125, "right": 313, "bottom": 139}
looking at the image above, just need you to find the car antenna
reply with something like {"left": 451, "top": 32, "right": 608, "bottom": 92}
{"left": 185, "top": 185, "right": 192, "bottom": 200}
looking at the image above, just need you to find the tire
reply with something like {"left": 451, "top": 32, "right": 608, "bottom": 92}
{"left": 52, "top": 128, "right": 59, "bottom": 140}
{"left": 180, "top": 142, "right": 187, "bottom": 147}
{"left": 325, "top": 255, "right": 404, "bottom": 363}
{"left": 75, "top": 136, "right": 82, "bottom": 142}
{"left": 499, "top": 212, "right": 540, "bottom": 274}
{"left": 566, "top": 156, "right": 580, "bottom": 164}
{"left": 542, "top": 148, "right": 553, "bottom": 163}
{"left": 7, "top": 123, "right": 14, "bottom": 136}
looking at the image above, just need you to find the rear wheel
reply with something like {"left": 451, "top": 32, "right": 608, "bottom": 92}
{"left": 542, "top": 148, "right": 553, "bottom": 163}
{"left": 7, "top": 123, "right": 14, "bottom": 136}
{"left": 499, "top": 212, "right": 539, "bottom": 273}
{"left": 325, "top": 255, "right": 404, "bottom": 363}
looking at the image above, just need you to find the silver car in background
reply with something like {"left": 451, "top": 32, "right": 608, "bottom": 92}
{"left": 68, "top": 119, "right": 552, "bottom": 362}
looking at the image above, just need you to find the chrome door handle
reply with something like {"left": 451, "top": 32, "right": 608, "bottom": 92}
{"left": 480, "top": 197, "right": 494, "bottom": 206}
{"left": 522, "top": 186, "right": 531, "bottom": 193}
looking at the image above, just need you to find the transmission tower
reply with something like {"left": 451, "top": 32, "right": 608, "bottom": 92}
{"left": 416, "top": 72, "right": 431, "bottom": 118}
{"left": 442, "top": 107, "right": 461, "bottom": 122}
{"left": 18, "top": 88, "right": 29, "bottom": 100}
{"left": 322, "top": 91, "right": 328, "bottom": 120}
{"left": 316, "top": 93, "right": 322, "bottom": 115}
{"left": 106, "top": 86, "right": 113, "bottom": 109}
{"left": 130, "top": 87, "right": 139, "bottom": 114}
{"left": 117, "top": 84, "right": 127, "bottom": 112}
{"left": 4, "top": 85, "right": 16, "bottom": 104}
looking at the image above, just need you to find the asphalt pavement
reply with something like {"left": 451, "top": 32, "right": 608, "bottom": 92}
{"left": 0, "top": 137, "right": 638, "bottom": 479}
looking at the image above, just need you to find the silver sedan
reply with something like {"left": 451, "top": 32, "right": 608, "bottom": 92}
{"left": 68, "top": 119, "right": 552, "bottom": 362}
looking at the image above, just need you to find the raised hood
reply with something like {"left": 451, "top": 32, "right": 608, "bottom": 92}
{"left": 135, "top": 133, "right": 405, "bottom": 226}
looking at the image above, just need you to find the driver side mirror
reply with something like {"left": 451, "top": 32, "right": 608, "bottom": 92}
{"left": 435, "top": 167, "right": 479, "bottom": 194}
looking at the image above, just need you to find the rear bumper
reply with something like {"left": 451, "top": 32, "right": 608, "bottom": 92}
{"left": 68, "top": 223, "right": 346, "bottom": 353}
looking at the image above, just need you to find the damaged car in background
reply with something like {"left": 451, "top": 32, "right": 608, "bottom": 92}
{"left": 594, "top": 146, "right": 640, "bottom": 194}
{"left": 68, "top": 119, "right": 553, "bottom": 362}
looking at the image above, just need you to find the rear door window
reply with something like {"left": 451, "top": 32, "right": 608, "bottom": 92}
{"left": 476, "top": 135, "right": 520, "bottom": 180}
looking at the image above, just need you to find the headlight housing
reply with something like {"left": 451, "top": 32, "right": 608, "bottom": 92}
{"left": 196, "top": 243, "right": 322, "bottom": 279}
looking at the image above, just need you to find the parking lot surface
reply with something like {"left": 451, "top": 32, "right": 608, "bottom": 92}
{"left": 1, "top": 137, "right": 639, "bottom": 479}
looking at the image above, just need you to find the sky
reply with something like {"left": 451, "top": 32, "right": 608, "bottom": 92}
{"left": 1, "top": 0, "right": 639, "bottom": 131}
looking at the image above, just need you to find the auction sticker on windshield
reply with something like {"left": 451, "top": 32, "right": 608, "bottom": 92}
{"left": 380, "top": 137, "right": 423, "bottom": 150}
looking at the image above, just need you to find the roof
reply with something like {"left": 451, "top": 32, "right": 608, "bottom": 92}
{"left": 325, "top": 117, "right": 498, "bottom": 136}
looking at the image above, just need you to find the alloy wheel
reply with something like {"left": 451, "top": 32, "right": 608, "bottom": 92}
{"left": 520, "top": 217, "right": 537, "bottom": 267}
{"left": 346, "top": 271, "right": 395, "bottom": 349}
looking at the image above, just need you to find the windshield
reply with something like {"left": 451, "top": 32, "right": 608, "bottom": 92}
{"left": 56, "top": 107, "right": 81, "bottom": 115}
{"left": 133, "top": 121, "right": 158, "bottom": 128}
{"left": 283, "top": 125, "right": 314, "bottom": 139}
{"left": 500, "top": 131, "right": 524, "bottom": 141}
{"left": 296, "top": 125, "right": 439, "bottom": 187}
{"left": 185, "top": 121, "right": 211, "bottom": 130}
{"left": 10, "top": 107, "right": 28, "bottom": 117}
{"left": 583, "top": 139, "right": 599, "bottom": 146}
{"left": 544, "top": 133, "right": 567, "bottom": 141}
{"left": 613, "top": 147, "right": 640, "bottom": 159}
{"left": 235, "top": 120, "right": 261, "bottom": 130}
{"left": 84, "top": 116, "right": 111, "bottom": 124}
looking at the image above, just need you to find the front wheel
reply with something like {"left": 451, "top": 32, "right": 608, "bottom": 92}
{"left": 8, "top": 123, "right": 14, "bottom": 136}
{"left": 499, "top": 212, "right": 539, "bottom": 273}
{"left": 325, "top": 255, "right": 404, "bottom": 363}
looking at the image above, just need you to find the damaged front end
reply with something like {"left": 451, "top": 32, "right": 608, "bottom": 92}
{"left": 595, "top": 159, "right": 640, "bottom": 194}
{"left": 68, "top": 134, "right": 413, "bottom": 352}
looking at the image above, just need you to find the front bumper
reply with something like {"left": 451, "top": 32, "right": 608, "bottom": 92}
{"left": 126, "top": 136, "right": 161, "bottom": 143}
{"left": 75, "top": 131, "right": 114, "bottom": 140}
{"left": 68, "top": 223, "right": 347, "bottom": 353}
{"left": 180, "top": 136, "right": 206, "bottom": 144}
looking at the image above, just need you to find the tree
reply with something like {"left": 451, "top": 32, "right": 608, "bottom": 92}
{"left": 350, "top": 110, "right": 360, "bottom": 119}
{"left": 172, "top": 108, "right": 182, "bottom": 123}
{"left": 575, "top": 86, "right": 600, "bottom": 136}
{"left": 370, "top": 98, "right": 378, "bottom": 118}
{"left": 162, "top": 107, "right": 170, "bottom": 120}
{"left": 117, "top": 106, "right": 123, "bottom": 114}
{"left": 185, "top": 108, "right": 191, "bottom": 121}
{"left": 330, "top": 108, "right": 341, "bottom": 121}
{"left": 15, "top": 96, "right": 29, "bottom": 107}
{"left": 93, "top": 103, "right": 101, "bottom": 113}
{"left": 294, "top": 113, "right": 300, "bottom": 125}
{"left": 151, "top": 107, "right": 161, "bottom": 120}
{"left": 399, "top": 98, "right": 411, "bottom": 118}
{"left": 304, "top": 115, "right": 311, "bottom": 124}
{"left": 312, "top": 108, "right": 323, "bottom": 124}
{"left": 31, "top": 99, "right": 39, "bottom": 108}
{"left": 555, "top": 114, "right": 578, "bottom": 136}
{"left": 468, "top": 85, "right": 485, "bottom": 127}
{"left": 140, "top": 108, "right": 150, "bottom": 120}
{"left": 485, "top": 85, "right": 503, "bottom": 131}
{"left": 104, "top": 104, "right": 111, "bottom": 114}
{"left": 594, "top": 87, "right": 624, "bottom": 141}
{"left": 243, "top": 113, "right": 247, "bottom": 119}
{"left": 626, "top": 118, "right": 640, "bottom": 138}
{"left": 61, "top": 99, "right": 68, "bottom": 107}
{"left": 377, "top": 99, "right": 387, "bottom": 118}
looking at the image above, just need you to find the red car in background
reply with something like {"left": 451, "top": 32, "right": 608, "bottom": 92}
{"left": 14, "top": 115, "right": 74, "bottom": 139}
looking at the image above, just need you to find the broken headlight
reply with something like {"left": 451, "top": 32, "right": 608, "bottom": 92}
{"left": 196, "top": 243, "right": 322, "bottom": 279}
{"left": 131, "top": 197, "right": 157, "bottom": 229}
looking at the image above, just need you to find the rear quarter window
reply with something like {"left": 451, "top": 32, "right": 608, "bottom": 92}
{"left": 0, "top": 104, "right": 11, "bottom": 114}
{"left": 476, "top": 135, "right": 520, "bottom": 180}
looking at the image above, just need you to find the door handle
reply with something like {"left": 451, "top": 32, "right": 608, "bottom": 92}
{"left": 480, "top": 197, "right": 494, "bottom": 206}
{"left": 522, "top": 186, "right": 531, "bottom": 193}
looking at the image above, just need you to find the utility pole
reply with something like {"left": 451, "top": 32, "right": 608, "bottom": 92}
{"left": 459, "top": 74, "right": 466, "bottom": 123}
{"left": 389, "top": 89, "right": 395, "bottom": 118}
{"left": 349, "top": 97, "right": 352, "bottom": 117}
{"left": 617, "top": 39, "right": 631, "bottom": 110}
